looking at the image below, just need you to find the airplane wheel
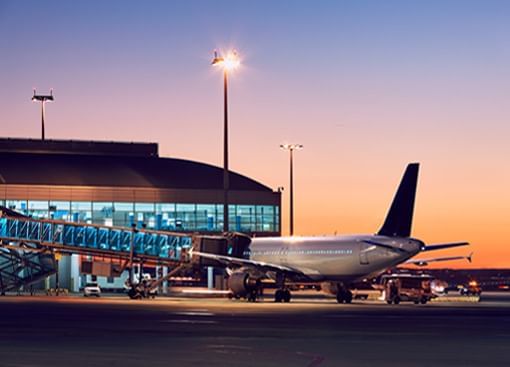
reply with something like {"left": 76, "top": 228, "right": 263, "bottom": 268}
{"left": 344, "top": 291, "right": 353, "bottom": 304}
{"left": 247, "top": 293, "right": 255, "bottom": 302}
{"left": 283, "top": 290, "right": 291, "bottom": 303}
{"left": 336, "top": 290, "right": 352, "bottom": 304}
{"left": 420, "top": 298, "right": 428, "bottom": 305}
{"left": 393, "top": 297, "right": 401, "bottom": 305}
{"left": 127, "top": 288, "right": 138, "bottom": 299}
{"left": 274, "top": 289, "right": 284, "bottom": 302}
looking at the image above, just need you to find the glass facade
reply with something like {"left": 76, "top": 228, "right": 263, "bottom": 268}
{"left": 1, "top": 200, "right": 279, "bottom": 233}
{"left": 228, "top": 204, "right": 279, "bottom": 232}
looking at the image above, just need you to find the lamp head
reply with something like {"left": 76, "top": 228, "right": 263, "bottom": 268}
{"left": 280, "top": 143, "right": 304, "bottom": 151}
{"left": 212, "top": 50, "right": 240, "bottom": 71}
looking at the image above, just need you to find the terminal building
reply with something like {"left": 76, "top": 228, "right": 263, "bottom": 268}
{"left": 0, "top": 138, "right": 281, "bottom": 292}
{"left": 0, "top": 138, "right": 280, "bottom": 235}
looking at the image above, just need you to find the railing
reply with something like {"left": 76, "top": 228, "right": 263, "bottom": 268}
{"left": 0, "top": 216, "right": 192, "bottom": 261}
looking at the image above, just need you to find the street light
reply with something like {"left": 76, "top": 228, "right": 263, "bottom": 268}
{"left": 32, "top": 88, "right": 54, "bottom": 141}
{"left": 212, "top": 50, "right": 240, "bottom": 233}
{"left": 280, "top": 143, "right": 303, "bottom": 236}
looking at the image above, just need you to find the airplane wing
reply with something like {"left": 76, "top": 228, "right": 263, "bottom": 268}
{"left": 405, "top": 253, "right": 473, "bottom": 267}
{"left": 422, "top": 242, "right": 469, "bottom": 251}
{"left": 191, "top": 250, "right": 304, "bottom": 275}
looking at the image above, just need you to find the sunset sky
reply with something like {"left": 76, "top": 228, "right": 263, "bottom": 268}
{"left": 1, "top": 1, "right": 509, "bottom": 267}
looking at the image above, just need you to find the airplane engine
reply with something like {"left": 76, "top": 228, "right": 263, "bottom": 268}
{"left": 228, "top": 271, "right": 261, "bottom": 298}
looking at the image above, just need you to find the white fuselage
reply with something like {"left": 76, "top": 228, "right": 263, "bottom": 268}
{"left": 249, "top": 235, "right": 422, "bottom": 282}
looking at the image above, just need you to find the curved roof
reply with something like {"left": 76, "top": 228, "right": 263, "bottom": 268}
{"left": 0, "top": 152, "right": 273, "bottom": 192}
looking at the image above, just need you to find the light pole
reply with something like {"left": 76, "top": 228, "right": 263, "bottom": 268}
{"left": 212, "top": 50, "right": 240, "bottom": 233}
{"left": 280, "top": 144, "right": 303, "bottom": 236}
{"left": 32, "top": 89, "right": 54, "bottom": 141}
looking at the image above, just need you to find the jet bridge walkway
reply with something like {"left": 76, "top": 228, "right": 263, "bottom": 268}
{"left": 0, "top": 213, "right": 193, "bottom": 294}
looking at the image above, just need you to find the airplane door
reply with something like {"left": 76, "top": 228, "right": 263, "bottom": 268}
{"left": 359, "top": 243, "right": 370, "bottom": 265}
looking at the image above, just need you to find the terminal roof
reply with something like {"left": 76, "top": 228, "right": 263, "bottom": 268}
{"left": 0, "top": 139, "right": 272, "bottom": 191}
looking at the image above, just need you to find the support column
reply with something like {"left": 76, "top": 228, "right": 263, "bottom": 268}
{"left": 70, "top": 254, "right": 80, "bottom": 292}
{"left": 162, "top": 266, "right": 169, "bottom": 295}
{"left": 207, "top": 266, "right": 214, "bottom": 289}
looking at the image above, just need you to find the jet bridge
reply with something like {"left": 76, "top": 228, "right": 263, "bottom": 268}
{"left": 0, "top": 212, "right": 193, "bottom": 294}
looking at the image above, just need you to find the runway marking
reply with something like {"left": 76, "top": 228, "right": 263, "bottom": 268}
{"left": 173, "top": 311, "right": 215, "bottom": 316}
{"left": 163, "top": 319, "right": 217, "bottom": 324}
{"left": 206, "top": 344, "right": 252, "bottom": 350}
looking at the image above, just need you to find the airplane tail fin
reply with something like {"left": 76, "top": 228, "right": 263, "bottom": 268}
{"left": 377, "top": 163, "right": 419, "bottom": 238}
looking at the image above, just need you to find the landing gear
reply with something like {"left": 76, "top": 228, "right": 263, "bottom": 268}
{"left": 273, "top": 273, "right": 291, "bottom": 303}
{"left": 336, "top": 288, "right": 353, "bottom": 304}
{"left": 247, "top": 290, "right": 258, "bottom": 302}
{"left": 127, "top": 287, "right": 142, "bottom": 300}
{"left": 274, "top": 289, "right": 291, "bottom": 303}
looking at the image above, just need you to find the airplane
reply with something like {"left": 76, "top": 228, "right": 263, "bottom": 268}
{"left": 192, "top": 163, "right": 470, "bottom": 303}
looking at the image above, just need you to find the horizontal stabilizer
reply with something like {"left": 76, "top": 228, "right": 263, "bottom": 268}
{"left": 405, "top": 252, "right": 473, "bottom": 266}
{"left": 422, "top": 242, "right": 469, "bottom": 252}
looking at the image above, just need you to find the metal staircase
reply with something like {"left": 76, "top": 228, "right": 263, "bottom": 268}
{"left": 0, "top": 243, "right": 56, "bottom": 294}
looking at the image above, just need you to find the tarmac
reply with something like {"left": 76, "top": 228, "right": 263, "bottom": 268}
{"left": 0, "top": 292, "right": 509, "bottom": 367}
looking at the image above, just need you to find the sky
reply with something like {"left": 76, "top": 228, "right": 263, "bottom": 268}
{"left": 1, "top": 0, "right": 509, "bottom": 268}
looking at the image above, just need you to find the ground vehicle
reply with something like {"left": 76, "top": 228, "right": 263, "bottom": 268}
{"left": 380, "top": 274, "right": 434, "bottom": 304}
{"left": 125, "top": 273, "right": 158, "bottom": 299}
{"left": 83, "top": 283, "right": 101, "bottom": 297}
{"left": 460, "top": 280, "right": 482, "bottom": 296}
{"left": 443, "top": 280, "right": 482, "bottom": 296}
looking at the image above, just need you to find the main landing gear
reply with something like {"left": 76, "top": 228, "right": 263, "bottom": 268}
{"left": 247, "top": 289, "right": 258, "bottom": 302}
{"left": 274, "top": 273, "right": 291, "bottom": 303}
{"left": 336, "top": 288, "right": 353, "bottom": 304}
{"left": 274, "top": 288, "right": 291, "bottom": 303}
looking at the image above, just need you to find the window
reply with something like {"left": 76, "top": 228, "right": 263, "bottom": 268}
{"left": 135, "top": 203, "right": 156, "bottom": 229}
{"left": 196, "top": 204, "right": 218, "bottom": 231}
{"left": 256, "top": 205, "right": 275, "bottom": 232}
{"left": 71, "top": 201, "right": 92, "bottom": 223}
{"left": 27, "top": 200, "right": 48, "bottom": 219}
{"left": 6, "top": 200, "right": 28, "bottom": 215}
{"left": 49, "top": 201, "right": 71, "bottom": 221}
{"left": 176, "top": 204, "right": 196, "bottom": 230}
{"left": 113, "top": 202, "right": 134, "bottom": 228}
{"left": 92, "top": 202, "right": 113, "bottom": 226}
{"left": 156, "top": 203, "right": 176, "bottom": 230}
